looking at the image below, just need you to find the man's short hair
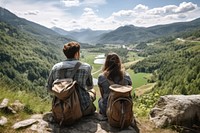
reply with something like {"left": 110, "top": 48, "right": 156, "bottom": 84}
{"left": 63, "top": 41, "right": 80, "bottom": 58}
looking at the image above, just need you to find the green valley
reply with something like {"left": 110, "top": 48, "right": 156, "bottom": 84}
{"left": 0, "top": 7, "right": 200, "bottom": 133}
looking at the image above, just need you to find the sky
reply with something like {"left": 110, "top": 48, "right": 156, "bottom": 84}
{"left": 0, "top": 0, "right": 200, "bottom": 31}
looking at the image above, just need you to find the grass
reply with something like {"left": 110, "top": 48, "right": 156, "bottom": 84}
{"left": 0, "top": 84, "right": 51, "bottom": 114}
{"left": 127, "top": 69, "right": 150, "bottom": 89}
{"left": 80, "top": 50, "right": 103, "bottom": 78}
{"left": 0, "top": 84, "right": 51, "bottom": 133}
{"left": 127, "top": 51, "right": 142, "bottom": 59}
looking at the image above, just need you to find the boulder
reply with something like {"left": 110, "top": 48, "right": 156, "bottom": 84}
{"left": 12, "top": 112, "right": 139, "bottom": 133}
{"left": 0, "top": 98, "right": 16, "bottom": 114}
{"left": 46, "top": 112, "right": 138, "bottom": 133}
{"left": 149, "top": 95, "right": 200, "bottom": 131}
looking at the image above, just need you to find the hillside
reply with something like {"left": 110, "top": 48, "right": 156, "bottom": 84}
{"left": 0, "top": 22, "right": 62, "bottom": 97}
{"left": 0, "top": 7, "right": 74, "bottom": 46}
{"left": 131, "top": 37, "right": 200, "bottom": 95}
{"left": 0, "top": 7, "right": 99, "bottom": 97}
{"left": 0, "top": 7, "right": 75, "bottom": 98}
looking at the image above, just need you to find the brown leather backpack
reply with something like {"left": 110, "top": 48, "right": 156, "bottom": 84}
{"left": 51, "top": 62, "right": 82, "bottom": 126}
{"left": 106, "top": 82, "right": 133, "bottom": 129}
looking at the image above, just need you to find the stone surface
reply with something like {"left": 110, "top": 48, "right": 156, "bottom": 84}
{"left": 12, "top": 119, "right": 38, "bottom": 129}
{"left": 0, "top": 98, "right": 16, "bottom": 114}
{"left": 10, "top": 100, "right": 25, "bottom": 112}
{"left": 46, "top": 112, "right": 138, "bottom": 133}
{"left": 0, "top": 98, "right": 9, "bottom": 108}
{"left": 0, "top": 98, "right": 139, "bottom": 132}
{"left": 0, "top": 116, "right": 7, "bottom": 126}
{"left": 12, "top": 112, "right": 138, "bottom": 133}
{"left": 149, "top": 95, "right": 200, "bottom": 130}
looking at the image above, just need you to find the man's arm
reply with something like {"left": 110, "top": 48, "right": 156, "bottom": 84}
{"left": 86, "top": 65, "right": 96, "bottom": 101}
{"left": 46, "top": 69, "right": 54, "bottom": 92}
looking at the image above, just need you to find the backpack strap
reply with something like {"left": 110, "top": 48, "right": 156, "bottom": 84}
{"left": 69, "top": 62, "right": 82, "bottom": 79}
{"left": 59, "top": 62, "right": 81, "bottom": 79}
{"left": 107, "top": 77, "right": 125, "bottom": 86}
{"left": 120, "top": 101, "right": 125, "bottom": 129}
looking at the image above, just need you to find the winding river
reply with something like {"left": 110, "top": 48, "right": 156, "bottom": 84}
{"left": 93, "top": 54, "right": 105, "bottom": 85}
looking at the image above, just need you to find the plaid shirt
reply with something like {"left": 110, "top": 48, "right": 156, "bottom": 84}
{"left": 46, "top": 59, "right": 93, "bottom": 111}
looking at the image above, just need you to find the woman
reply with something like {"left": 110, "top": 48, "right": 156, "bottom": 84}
{"left": 98, "top": 52, "right": 132, "bottom": 116}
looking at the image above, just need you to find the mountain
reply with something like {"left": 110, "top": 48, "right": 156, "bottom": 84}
{"left": 98, "top": 25, "right": 157, "bottom": 44}
{"left": 0, "top": 7, "right": 57, "bottom": 37}
{"left": 51, "top": 14, "right": 200, "bottom": 45}
{"left": 52, "top": 27, "right": 109, "bottom": 44}
{"left": 97, "top": 18, "right": 200, "bottom": 44}
{"left": 147, "top": 18, "right": 200, "bottom": 35}
{"left": 0, "top": 7, "right": 72, "bottom": 46}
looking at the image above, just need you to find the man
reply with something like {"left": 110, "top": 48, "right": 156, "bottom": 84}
{"left": 46, "top": 41, "right": 96, "bottom": 116}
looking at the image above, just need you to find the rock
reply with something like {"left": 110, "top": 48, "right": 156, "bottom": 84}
{"left": 0, "top": 116, "right": 7, "bottom": 126}
{"left": 13, "top": 112, "right": 138, "bottom": 133}
{"left": 7, "top": 103, "right": 139, "bottom": 133}
{"left": 10, "top": 100, "right": 24, "bottom": 112}
{"left": 42, "top": 112, "right": 54, "bottom": 123}
{"left": 30, "top": 119, "right": 49, "bottom": 133}
{"left": 46, "top": 112, "right": 138, "bottom": 133}
{"left": 0, "top": 98, "right": 9, "bottom": 108}
{"left": 149, "top": 95, "right": 200, "bottom": 130}
{"left": 12, "top": 119, "right": 38, "bottom": 129}
{"left": 0, "top": 98, "right": 16, "bottom": 114}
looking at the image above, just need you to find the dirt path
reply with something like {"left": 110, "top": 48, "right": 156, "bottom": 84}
{"left": 135, "top": 83, "right": 156, "bottom": 96}
{"left": 92, "top": 67, "right": 102, "bottom": 75}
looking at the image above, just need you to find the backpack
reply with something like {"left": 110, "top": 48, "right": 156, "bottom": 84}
{"left": 51, "top": 62, "right": 82, "bottom": 126}
{"left": 106, "top": 80, "right": 133, "bottom": 129}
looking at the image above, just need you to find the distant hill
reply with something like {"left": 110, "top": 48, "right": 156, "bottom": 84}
{"left": 97, "top": 18, "right": 200, "bottom": 44}
{"left": 52, "top": 27, "right": 109, "bottom": 44}
{"left": 147, "top": 18, "right": 200, "bottom": 36}
{"left": 98, "top": 25, "right": 156, "bottom": 44}
{"left": 52, "top": 17, "right": 200, "bottom": 44}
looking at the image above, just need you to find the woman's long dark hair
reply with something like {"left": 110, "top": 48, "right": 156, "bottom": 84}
{"left": 102, "top": 52, "right": 124, "bottom": 81}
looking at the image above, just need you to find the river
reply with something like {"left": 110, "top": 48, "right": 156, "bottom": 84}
{"left": 93, "top": 54, "right": 105, "bottom": 85}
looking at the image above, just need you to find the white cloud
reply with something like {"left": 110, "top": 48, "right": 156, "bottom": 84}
{"left": 60, "top": 0, "right": 106, "bottom": 8}
{"left": 43, "top": 1, "right": 200, "bottom": 30}
{"left": 106, "top": 2, "right": 200, "bottom": 29}
{"left": 134, "top": 4, "right": 149, "bottom": 12}
{"left": 24, "top": 10, "right": 39, "bottom": 15}
{"left": 112, "top": 10, "right": 135, "bottom": 17}
{"left": 60, "top": 0, "right": 80, "bottom": 7}
{"left": 82, "top": 0, "right": 106, "bottom": 6}
{"left": 175, "top": 2, "right": 197, "bottom": 13}
{"left": 147, "top": 2, "right": 197, "bottom": 16}
{"left": 2, "top": 1, "right": 200, "bottom": 31}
